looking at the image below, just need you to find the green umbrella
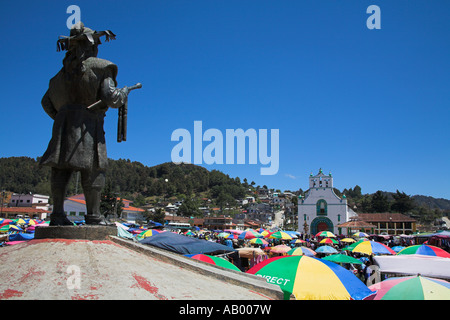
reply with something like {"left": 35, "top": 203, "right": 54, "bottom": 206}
{"left": 322, "top": 254, "right": 363, "bottom": 264}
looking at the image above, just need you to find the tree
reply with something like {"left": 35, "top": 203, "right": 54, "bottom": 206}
{"left": 371, "top": 191, "right": 390, "bottom": 213}
{"left": 177, "top": 197, "right": 201, "bottom": 217}
{"left": 146, "top": 207, "right": 165, "bottom": 224}
{"left": 391, "top": 190, "right": 415, "bottom": 214}
{"left": 100, "top": 183, "right": 123, "bottom": 219}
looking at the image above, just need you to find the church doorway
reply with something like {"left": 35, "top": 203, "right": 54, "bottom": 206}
{"left": 311, "top": 217, "right": 334, "bottom": 235}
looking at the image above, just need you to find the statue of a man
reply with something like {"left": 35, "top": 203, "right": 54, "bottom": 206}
{"left": 40, "top": 22, "right": 128, "bottom": 225}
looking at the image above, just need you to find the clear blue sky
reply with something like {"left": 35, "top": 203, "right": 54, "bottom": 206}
{"left": 1, "top": 0, "right": 449, "bottom": 199}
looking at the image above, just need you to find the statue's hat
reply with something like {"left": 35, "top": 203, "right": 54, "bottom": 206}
{"left": 56, "top": 22, "right": 116, "bottom": 52}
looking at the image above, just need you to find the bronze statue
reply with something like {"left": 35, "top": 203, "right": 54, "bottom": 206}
{"left": 40, "top": 22, "right": 140, "bottom": 225}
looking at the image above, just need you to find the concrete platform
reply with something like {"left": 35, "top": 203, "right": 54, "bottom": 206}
{"left": 0, "top": 238, "right": 283, "bottom": 300}
{"left": 34, "top": 225, "right": 117, "bottom": 240}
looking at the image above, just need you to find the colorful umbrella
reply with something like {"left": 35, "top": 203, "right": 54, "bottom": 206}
{"left": 319, "top": 238, "right": 339, "bottom": 244}
{"left": 270, "top": 245, "right": 291, "bottom": 254}
{"left": 217, "top": 232, "right": 231, "bottom": 238}
{"left": 226, "top": 233, "right": 238, "bottom": 239}
{"left": 368, "top": 275, "right": 450, "bottom": 300}
{"left": 137, "top": 229, "right": 161, "bottom": 239}
{"left": 352, "top": 232, "right": 369, "bottom": 238}
{"left": 316, "top": 245, "right": 338, "bottom": 254}
{"left": 315, "top": 231, "right": 336, "bottom": 238}
{"left": 352, "top": 241, "right": 395, "bottom": 255}
{"left": 0, "top": 224, "right": 22, "bottom": 232}
{"left": 0, "top": 219, "right": 13, "bottom": 225}
{"left": 290, "top": 239, "right": 306, "bottom": 244}
{"left": 342, "top": 238, "right": 368, "bottom": 251}
{"left": 247, "top": 255, "right": 376, "bottom": 300}
{"left": 396, "top": 244, "right": 450, "bottom": 258}
{"left": 184, "top": 231, "right": 196, "bottom": 236}
{"left": 249, "top": 238, "right": 268, "bottom": 245}
{"left": 13, "top": 218, "right": 26, "bottom": 225}
{"left": 238, "top": 229, "right": 263, "bottom": 239}
{"left": 341, "top": 238, "right": 356, "bottom": 243}
{"left": 267, "top": 231, "right": 293, "bottom": 240}
{"left": 185, "top": 254, "right": 241, "bottom": 272}
{"left": 261, "top": 230, "right": 274, "bottom": 237}
{"left": 322, "top": 254, "right": 363, "bottom": 265}
{"left": 286, "top": 247, "right": 316, "bottom": 257}
{"left": 391, "top": 246, "right": 405, "bottom": 253}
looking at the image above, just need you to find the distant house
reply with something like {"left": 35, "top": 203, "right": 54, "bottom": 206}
{"left": 0, "top": 207, "right": 50, "bottom": 220}
{"left": 64, "top": 194, "right": 145, "bottom": 223}
{"left": 2, "top": 193, "right": 51, "bottom": 219}
{"left": 204, "top": 215, "right": 236, "bottom": 230}
{"left": 9, "top": 193, "right": 50, "bottom": 210}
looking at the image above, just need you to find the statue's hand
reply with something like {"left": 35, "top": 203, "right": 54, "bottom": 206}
{"left": 122, "top": 86, "right": 129, "bottom": 95}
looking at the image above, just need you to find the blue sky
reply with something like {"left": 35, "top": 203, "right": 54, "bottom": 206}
{"left": 1, "top": 0, "right": 450, "bottom": 199}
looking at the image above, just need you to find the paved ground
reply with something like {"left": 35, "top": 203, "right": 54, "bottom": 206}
{"left": 0, "top": 239, "right": 276, "bottom": 300}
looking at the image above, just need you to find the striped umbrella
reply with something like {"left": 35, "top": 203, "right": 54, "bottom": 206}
{"left": 290, "top": 239, "right": 307, "bottom": 244}
{"left": 322, "top": 254, "right": 363, "bottom": 265}
{"left": 352, "top": 241, "right": 395, "bottom": 255}
{"left": 286, "top": 246, "right": 316, "bottom": 257}
{"left": 267, "top": 231, "right": 293, "bottom": 240}
{"left": 261, "top": 230, "right": 274, "bottom": 237}
{"left": 238, "top": 229, "right": 263, "bottom": 239}
{"left": 396, "top": 244, "right": 450, "bottom": 258}
{"left": 250, "top": 238, "right": 268, "bottom": 245}
{"left": 270, "top": 245, "right": 291, "bottom": 254}
{"left": 137, "top": 229, "right": 161, "bottom": 239}
{"left": 185, "top": 254, "right": 241, "bottom": 272}
{"left": 247, "top": 255, "right": 376, "bottom": 300}
{"left": 342, "top": 238, "right": 369, "bottom": 251}
{"left": 315, "top": 231, "right": 336, "bottom": 238}
{"left": 368, "top": 275, "right": 450, "bottom": 300}
{"left": 320, "top": 238, "right": 339, "bottom": 245}
{"left": 217, "top": 232, "right": 231, "bottom": 238}
{"left": 352, "top": 232, "right": 369, "bottom": 238}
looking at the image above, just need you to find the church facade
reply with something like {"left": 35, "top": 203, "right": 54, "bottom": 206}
{"left": 298, "top": 169, "right": 356, "bottom": 236}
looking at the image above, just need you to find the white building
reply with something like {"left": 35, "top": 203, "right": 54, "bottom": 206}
{"left": 10, "top": 193, "right": 50, "bottom": 210}
{"left": 297, "top": 169, "right": 356, "bottom": 236}
{"left": 64, "top": 194, "right": 145, "bottom": 222}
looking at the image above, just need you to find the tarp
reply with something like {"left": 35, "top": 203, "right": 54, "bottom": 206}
{"left": 374, "top": 254, "right": 450, "bottom": 280}
{"left": 140, "top": 231, "right": 236, "bottom": 255}
{"left": 8, "top": 233, "right": 34, "bottom": 241}
{"left": 117, "top": 226, "right": 134, "bottom": 240}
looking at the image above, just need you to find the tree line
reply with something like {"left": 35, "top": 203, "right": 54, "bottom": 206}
{"left": 0, "top": 157, "right": 448, "bottom": 226}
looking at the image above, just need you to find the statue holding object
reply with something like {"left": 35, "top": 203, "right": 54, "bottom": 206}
{"left": 40, "top": 22, "right": 141, "bottom": 225}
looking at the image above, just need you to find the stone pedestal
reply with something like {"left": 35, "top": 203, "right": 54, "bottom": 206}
{"left": 34, "top": 225, "right": 116, "bottom": 240}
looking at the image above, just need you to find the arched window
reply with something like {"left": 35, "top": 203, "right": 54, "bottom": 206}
{"left": 316, "top": 199, "right": 327, "bottom": 215}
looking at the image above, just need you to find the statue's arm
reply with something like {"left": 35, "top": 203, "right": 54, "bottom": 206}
{"left": 42, "top": 90, "right": 57, "bottom": 120}
{"left": 99, "top": 74, "right": 128, "bottom": 109}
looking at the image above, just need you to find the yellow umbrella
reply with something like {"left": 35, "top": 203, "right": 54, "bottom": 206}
{"left": 341, "top": 238, "right": 356, "bottom": 243}
{"left": 15, "top": 218, "right": 26, "bottom": 225}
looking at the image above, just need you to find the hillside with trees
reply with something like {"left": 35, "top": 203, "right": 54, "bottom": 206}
{"left": 0, "top": 157, "right": 448, "bottom": 226}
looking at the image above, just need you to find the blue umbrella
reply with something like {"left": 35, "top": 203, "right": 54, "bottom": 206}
{"left": 391, "top": 246, "right": 405, "bottom": 253}
{"left": 316, "top": 245, "right": 338, "bottom": 254}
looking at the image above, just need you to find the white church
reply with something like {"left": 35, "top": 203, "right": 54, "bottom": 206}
{"left": 297, "top": 169, "right": 357, "bottom": 236}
